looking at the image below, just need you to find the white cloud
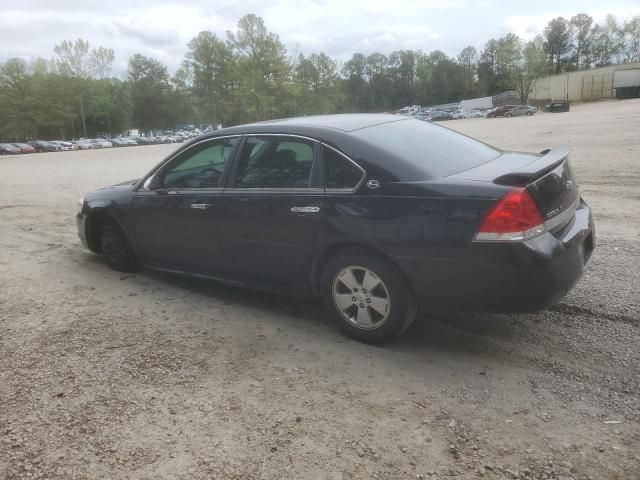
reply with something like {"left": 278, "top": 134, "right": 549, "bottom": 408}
{"left": 505, "top": 6, "right": 640, "bottom": 40}
{"left": 0, "top": 0, "right": 637, "bottom": 74}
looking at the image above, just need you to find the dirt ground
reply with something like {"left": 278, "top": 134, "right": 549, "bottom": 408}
{"left": 1, "top": 99, "right": 639, "bottom": 480}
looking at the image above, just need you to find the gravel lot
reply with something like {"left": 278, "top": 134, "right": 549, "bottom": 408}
{"left": 1, "top": 99, "right": 639, "bottom": 480}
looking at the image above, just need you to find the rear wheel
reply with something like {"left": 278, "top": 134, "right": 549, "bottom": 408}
{"left": 527, "top": 111, "right": 533, "bottom": 116}
{"left": 100, "top": 224, "right": 136, "bottom": 272}
{"left": 320, "top": 248, "right": 417, "bottom": 344}
{"left": 505, "top": 113, "right": 512, "bottom": 117}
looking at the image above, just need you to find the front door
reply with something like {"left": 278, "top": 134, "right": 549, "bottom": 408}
{"left": 131, "top": 136, "right": 240, "bottom": 273}
{"left": 218, "top": 135, "right": 324, "bottom": 286}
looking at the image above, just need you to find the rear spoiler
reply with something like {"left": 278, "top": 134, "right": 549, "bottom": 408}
{"left": 493, "top": 147, "right": 570, "bottom": 186}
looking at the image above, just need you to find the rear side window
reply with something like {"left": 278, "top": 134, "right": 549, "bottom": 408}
{"left": 323, "top": 145, "right": 364, "bottom": 189}
{"left": 233, "top": 136, "right": 315, "bottom": 188}
{"left": 353, "top": 119, "right": 500, "bottom": 178}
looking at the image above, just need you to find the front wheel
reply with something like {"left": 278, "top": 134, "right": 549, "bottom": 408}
{"left": 527, "top": 111, "right": 533, "bottom": 116}
{"left": 100, "top": 224, "right": 137, "bottom": 272}
{"left": 320, "top": 248, "right": 417, "bottom": 344}
{"left": 505, "top": 113, "right": 512, "bottom": 117}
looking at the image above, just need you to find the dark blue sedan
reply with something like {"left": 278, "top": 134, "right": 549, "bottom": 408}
{"left": 77, "top": 114, "right": 595, "bottom": 343}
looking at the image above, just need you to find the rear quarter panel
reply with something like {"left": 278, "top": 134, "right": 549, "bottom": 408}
{"left": 317, "top": 180, "right": 506, "bottom": 260}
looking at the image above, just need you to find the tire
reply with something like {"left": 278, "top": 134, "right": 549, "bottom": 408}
{"left": 527, "top": 111, "right": 533, "bottom": 116}
{"left": 505, "top": 113, "right": 512, "bottom": 117}
{"left": 100, "top": 224, "right": 137, "bottom": 272}
{"left": 320, "top": 248, "right": 417, "bottom": 344}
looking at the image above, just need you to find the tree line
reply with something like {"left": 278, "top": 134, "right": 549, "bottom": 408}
{"left": 1, "top": 13, "right": 638, "bottom": 140}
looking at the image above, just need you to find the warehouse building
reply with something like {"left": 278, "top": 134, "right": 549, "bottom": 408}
{"left": 530, "top": 62, "right": 640, "bottom": 102}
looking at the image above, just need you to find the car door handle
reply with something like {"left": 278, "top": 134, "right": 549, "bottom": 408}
{"left": 190, "top": 203, "right": 212, "bottom": 210}
{"left": 291, "top": 206, "right": 320, "bottom": 213}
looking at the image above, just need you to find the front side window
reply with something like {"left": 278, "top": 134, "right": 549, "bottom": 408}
{"left": 233, "top": 136, "right": 315, "bottom": 189}
{"left": 323, "top": 145, "right": 364, "bottom": 190}
{"left": 162, "top": 137, "right": 238, "bottom": 189}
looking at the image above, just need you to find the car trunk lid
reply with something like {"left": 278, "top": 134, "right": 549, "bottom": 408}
{"left": 450, "top": 147, "right": 579, "bottom": 229}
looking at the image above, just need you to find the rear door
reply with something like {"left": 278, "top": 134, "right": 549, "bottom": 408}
{"left": 218, "top": 135, "right": 324, "bottom": 286}
{"left": 131, "top": 136, "right": 240, "bottom": 272}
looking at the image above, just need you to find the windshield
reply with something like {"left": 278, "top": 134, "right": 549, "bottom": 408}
{"left": 353, "top": 119, "right": 500, "bottom": 178}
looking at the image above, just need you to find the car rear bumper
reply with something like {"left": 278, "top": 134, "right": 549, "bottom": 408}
{"left": 392, "top": 199, "right": 595, "bottom": 313}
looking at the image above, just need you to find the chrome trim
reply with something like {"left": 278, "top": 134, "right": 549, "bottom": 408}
{"left": 291, "top": 206, "right": 320, "bottom": 213}
{"left": 473, "top": 225, "right": 546, "bottom": 242}
{"left": 244, "top": 133, "right": 320, "bottom": 143}
{"left": 190, "top": 203, "right": 212, "bottom": 210}
{"left": 321, "top": 143, "right": 366, "bottom": 193}
{"left": 544, "top": 195, "right": 579, "bottom": 231}
{"left": 223, "top": 187, "right": 324, "bottom": 194}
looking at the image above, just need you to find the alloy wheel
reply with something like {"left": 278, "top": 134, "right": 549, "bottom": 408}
{"left": 332, "top": 266, "right": 391, "bottom": 330}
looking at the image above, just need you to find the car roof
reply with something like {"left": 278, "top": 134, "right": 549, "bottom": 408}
{"left": 216, "top": 114, "right": 407, "bottom": 134}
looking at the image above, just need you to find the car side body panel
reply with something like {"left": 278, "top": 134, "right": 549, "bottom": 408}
{"left": 77, "top": 115, "right": 594, "bottom": 313}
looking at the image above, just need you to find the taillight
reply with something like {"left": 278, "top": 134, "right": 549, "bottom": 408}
{"left": 475, "top": 188, "right": 546, "bottom": 242}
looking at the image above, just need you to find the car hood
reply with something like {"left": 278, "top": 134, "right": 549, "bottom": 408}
{"left": 112, "top": 178, "right": 140, "bottom": 187}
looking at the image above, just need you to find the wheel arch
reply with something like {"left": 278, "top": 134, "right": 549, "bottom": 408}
{"left": 309, "top": 241, "right": 415, "bottom": 300}
{"left": 85, "top": 209, "right": 127, "bottom": 253}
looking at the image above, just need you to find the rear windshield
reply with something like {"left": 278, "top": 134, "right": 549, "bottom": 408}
{"left": 353, "top": 119, "right": 500, "bottom": 178}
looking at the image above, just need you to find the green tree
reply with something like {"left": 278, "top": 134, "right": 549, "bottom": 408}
{"left": 478, "top": 39, "right": 499, "bottom": 95}
{"left": 227, "top": 14, "right": 290, "bottom": 122}
{"left": 0, "top": 58, "right": 36, "bottom": 139}
{"left": 185, "top": 31, "right": 234, "bottom": 124}
{"left": 341, "top": 53, "right": 368, "bottom": 112}
{"left": 53, "top": 39, "right": 114, "bottom": 79}
{"left": 570, "top": 13, "right": 594, "bottom": 69}
{"left": 513, "top": 36, "right": 547, "bottom": 104}
{"left": 457, "top": 46, "right": 477, "bottom": 96}
{"left": 620, "top": 16, "right": 640, "bottom": 62}
{"left": 544, "top": 17, "right": 572, "bottom": 73}
{"left": 128, "top": 54, "right": 175, "bottom": 130}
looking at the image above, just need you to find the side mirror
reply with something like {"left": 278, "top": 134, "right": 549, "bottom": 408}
{"left": 143, "top": 174, "right": 162, "bottom": 191}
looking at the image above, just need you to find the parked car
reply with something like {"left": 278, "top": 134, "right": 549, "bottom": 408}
{"left": 467, "top": 109, "right": 485, "bottom": 118}
{"left": 28, "top": 140, "right": 61, "bottom": 152}
{"left": 11, "top": 143, "right": 37, "bottom": 154}
{"left": 0, "top": 143, "right": 22, "bottom": 155}
{"left": 415, "top": 112, "right": 432, "bottom": 122}
{"left": 74, "top": 140, "right": 95, "bottom": 150}
{"left": 50, "top": 140, "right": 76, "bottom": 151}
{"left": 94, "top": 139, "right": 114, "bottom": 148}
{"left": 452, "top": 109, "right": 466, "bottom": 120}
{"left": 109, "top": 138, "right": 131, "bottom": 147}
{"left": 545, "top": 101, "right": 570, "bottom": 113}
{"left": 430, "top": 110, "right": 454, "bottom": 121}
{"left": 486, "top": 105, "right": 517, "bottom": 118}
{"left": 76, "top": 114, "right": 595, "bottom": 344}
{"left": 506, "top": 105, "right": 537, "bottom": 117}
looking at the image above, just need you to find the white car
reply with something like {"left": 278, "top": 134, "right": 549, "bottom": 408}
{"left": 452, "top": 109, "right": 484, "bottom": 119}
{"left": 50, "top": 140, "right": 76, "bottom": 151}
{"left": 467, "top": 109, "right": 484, "bottom": 118}
{"left": 94, "top": 139, "right": 114, "bottom": 148}
{"left": 75, "top": 140, "right": 95, "bottom": 150}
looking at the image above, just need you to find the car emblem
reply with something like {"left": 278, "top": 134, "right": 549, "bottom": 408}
{"left": 366, "top": 179, "right": 380, "bottom": 189}
{"left": 565, "top": 180, "right": 573, "bottom": 190}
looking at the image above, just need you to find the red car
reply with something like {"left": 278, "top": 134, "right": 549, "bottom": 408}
{"left": 12, "top": 143, "right": 37, "bottom": 154}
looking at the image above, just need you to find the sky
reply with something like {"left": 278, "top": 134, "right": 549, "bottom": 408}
{"left": 1, "top": 0, "right": 639, "bottom": 76}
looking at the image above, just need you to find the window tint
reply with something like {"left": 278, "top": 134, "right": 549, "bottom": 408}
{"left": 163, "top": 138, "right": 238, "bottom": 189}
{"left": 323, "top": 146, "right": 363, "bottom": 189}
{"left": 352, "top": 119, "right": 500, "bottom": 178}
{"left": 233, "top": 136, "right": 315, "bottom": 188}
